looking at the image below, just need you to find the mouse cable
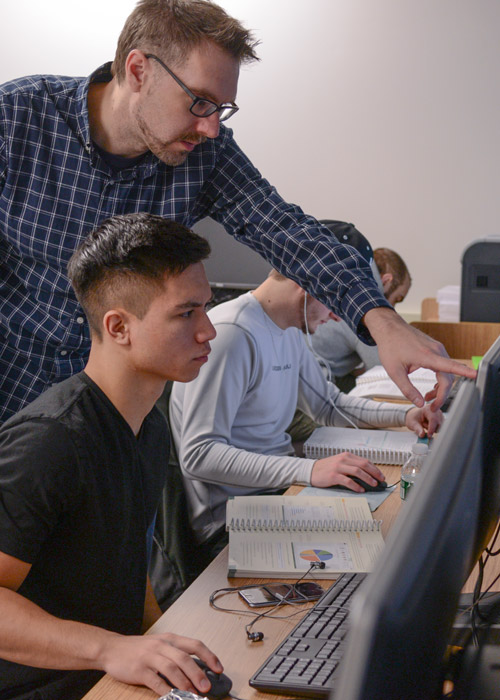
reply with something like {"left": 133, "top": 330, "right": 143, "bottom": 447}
{"left": 386, "top": 479, "right": 400, "bottom": 489}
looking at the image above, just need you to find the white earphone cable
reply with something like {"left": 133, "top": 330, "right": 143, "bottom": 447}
{"left": 303, "top": 293, "right": 359, "bottom": 430}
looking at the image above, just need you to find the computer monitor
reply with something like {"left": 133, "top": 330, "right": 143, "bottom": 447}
{"left": 192, "top": 218, "right": 271, "bottom": 290}
{"left": 474, "top": 333, "right": 500, "bottom": 556}
{"left": 333, "top": 380, "right": 483, "bottom": 700}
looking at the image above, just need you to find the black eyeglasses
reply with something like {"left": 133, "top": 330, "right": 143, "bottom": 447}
{"left": 145, "top": 53, "right": 239, "bottom": 122}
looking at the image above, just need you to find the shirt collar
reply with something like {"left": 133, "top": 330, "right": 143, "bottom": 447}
{"left": 75, "top": 62, "right": 113, "bottom": 157}
{"left": 75, "top": 62, "right": 160, "bottom": 178}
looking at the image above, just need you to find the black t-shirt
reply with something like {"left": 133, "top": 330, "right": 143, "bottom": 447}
{"left": 0, "top": 372, "right": 168, "bottom": 699}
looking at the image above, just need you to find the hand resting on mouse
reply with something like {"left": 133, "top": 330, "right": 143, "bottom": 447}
{"left": 310, "top": 452, "right": 386, "bottom": 492}
{"left": 101, "top": 632, "right": 223, "bottom": 698}
{"left": 159, "top": 657, "right": 232, "bottom": 699}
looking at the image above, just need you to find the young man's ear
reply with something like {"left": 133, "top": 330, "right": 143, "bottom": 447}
{"left": 102, "top": 309, "right": 132, "bottom": 345}
{"left": 380, "top": 272, "right": 394, "bottom": 296}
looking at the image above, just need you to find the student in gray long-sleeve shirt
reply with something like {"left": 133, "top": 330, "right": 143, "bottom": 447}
{"left": 170, "top": 269, "right": 442, "bottom": 558}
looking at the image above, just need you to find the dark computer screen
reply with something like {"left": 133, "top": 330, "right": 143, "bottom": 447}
{"left": 333, "top": 381, "right": 483, "bottom": 700}
{"left": 192, "top": 218, "right": 271, "bottom": 289}
{"left": 474, "top": 334, "right": 500, "bottom": 557}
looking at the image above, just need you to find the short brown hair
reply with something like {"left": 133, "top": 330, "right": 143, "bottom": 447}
{"left": 374, "top": 248, "right": 411, "bottom": 287}
{"left": 112, "top": 0, "right": 259, "bottom": 82}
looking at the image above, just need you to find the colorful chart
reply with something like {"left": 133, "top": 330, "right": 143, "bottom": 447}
{"left": 300, "top": 548, "right": 334, "bottom": 563}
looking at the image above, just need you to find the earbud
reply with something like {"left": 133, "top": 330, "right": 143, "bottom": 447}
{"left": 312, "top": 561, "right": 326, "bottom": 570}
{"left": 247, "top": 630, "right": 264, "bottom": 642}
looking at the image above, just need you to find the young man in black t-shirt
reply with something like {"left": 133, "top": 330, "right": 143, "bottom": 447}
{"left": 0, "top": 213, "right": 220, "bottom": 700}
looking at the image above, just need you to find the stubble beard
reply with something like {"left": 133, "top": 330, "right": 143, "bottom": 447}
{"left": 136, "top": 110, "right": 207, "bottom": 166}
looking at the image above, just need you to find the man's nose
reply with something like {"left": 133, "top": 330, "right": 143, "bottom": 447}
{"left": 197, "top": 314, "right": 217, "bottom": 342}
{"left": 194, "top": 112, "right": 220, "bottom": 139}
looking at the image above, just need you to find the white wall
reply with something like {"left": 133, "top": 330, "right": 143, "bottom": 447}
{"left": 4, "top": 0, "right": 500, "bottom": 318}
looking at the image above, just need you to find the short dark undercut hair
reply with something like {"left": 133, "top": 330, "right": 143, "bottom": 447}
{"left": 68, "top": 213, "right": 210, "bottom": 339}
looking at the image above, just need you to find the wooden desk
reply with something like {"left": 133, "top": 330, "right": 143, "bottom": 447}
{"left": 82, "top": 468, "right": 500, "bottom": 700}
{"left": 80, "top": 467, "right": 402, "bottom": 700}
{"left": 410, "top": 320, "right": 500, "bottom": 359}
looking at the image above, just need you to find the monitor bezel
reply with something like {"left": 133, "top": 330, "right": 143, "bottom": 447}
{"left": 474, "top": 333, "right": 500, "bottom": 557}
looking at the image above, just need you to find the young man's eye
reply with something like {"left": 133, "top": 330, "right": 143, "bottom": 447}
{"left": 181, "top": 310, "right": 194, "bottom": 318}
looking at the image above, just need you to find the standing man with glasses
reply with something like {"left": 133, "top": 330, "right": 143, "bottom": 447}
{"left": 0, "top": 0, "right": 474, "bottom": 424}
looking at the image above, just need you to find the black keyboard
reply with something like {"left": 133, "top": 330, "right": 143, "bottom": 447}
{"left": 249, "top": 572, "right": 366, "bottom": 698}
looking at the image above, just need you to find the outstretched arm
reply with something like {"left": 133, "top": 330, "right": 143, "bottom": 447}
{"left": 363, "top": 307, "right": 477, "bottom": 410}
{"left": 0, "top": 551, "right": 222, "bottom": 698}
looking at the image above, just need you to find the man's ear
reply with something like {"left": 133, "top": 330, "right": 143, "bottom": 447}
{"left": 381, "top": 272, "right": 394, "bottom": 296}
{"left": 124, "top": 50, "right": 150, "bottom": 93}
{"left": 103, "top": 309, "right": 132, "bottom": 345}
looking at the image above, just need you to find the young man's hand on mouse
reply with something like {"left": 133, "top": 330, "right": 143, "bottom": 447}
{"left": 310, "top": 453, "right": 385, "bottom": 491}
{"left": 99, "top": 631, "right": 223, "bottom": 697}
{"left": 405, "top": 404, "right": 443, "bottom": 438}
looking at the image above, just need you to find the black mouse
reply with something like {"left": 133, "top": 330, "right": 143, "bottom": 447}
{"left": 159, "top": 658, "right": 232, "bottom": 699}
{"left": 194, "top": 658, "right": 233, "bottom": 699}
{"left": 336, "top": 476, "right": 388, "bottom": 492}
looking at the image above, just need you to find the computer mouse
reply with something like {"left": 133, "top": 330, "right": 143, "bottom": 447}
{"left": 159, "top": 658, "right": 233, "bottom": 700}
{"left": 336, "top": 477, "right": 388, "bottom": 493}
{"left": 193, "top": 658, "right": 233, "bottom": 699}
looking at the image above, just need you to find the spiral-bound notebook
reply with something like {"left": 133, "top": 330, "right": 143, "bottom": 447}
{"left": 348, "top": 364, "right": 437, "bottom": 400}
{"left": 304, "top": 426, "right": 417, "bottom": 466}
{"left": 226, "top": 495, "right": 384, "bottom": 578}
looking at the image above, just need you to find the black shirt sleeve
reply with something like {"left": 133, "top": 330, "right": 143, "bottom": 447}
{"left": 0, "top": 417, "right": 80, "bottom": 563}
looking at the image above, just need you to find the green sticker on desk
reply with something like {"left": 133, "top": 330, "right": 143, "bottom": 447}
{"left": 472, "top": 356, "right": 483, "bottom": 370}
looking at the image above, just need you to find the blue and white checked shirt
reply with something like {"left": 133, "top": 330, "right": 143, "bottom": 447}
{"left": 0, "top": 63, "right": 388, "bottom": 423}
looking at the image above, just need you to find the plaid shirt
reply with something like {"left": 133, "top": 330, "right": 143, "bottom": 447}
{"left": 0, "top": 63, "right": 387, "bottom": 423}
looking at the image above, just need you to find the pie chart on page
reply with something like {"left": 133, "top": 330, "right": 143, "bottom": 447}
{"left": 300, "top": 549, "right": 334, "bottom": 563}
